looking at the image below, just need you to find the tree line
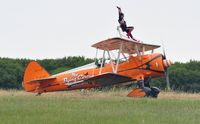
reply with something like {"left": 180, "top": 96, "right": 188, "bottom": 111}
{"left": 0, "top": 56, "right": 93, "bottom": 89}
{"left": 0, "top": 57, "right": 200, "bottom": 92}
{"left": 152, "top": 60, "right": 200, "bottom": 92}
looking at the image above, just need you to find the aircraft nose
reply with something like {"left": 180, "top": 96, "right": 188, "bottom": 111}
{"left": 163, "top": 59, "right": 172, "bottom": 68}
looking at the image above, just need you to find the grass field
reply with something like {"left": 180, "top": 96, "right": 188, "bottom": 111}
{"left": 0, "top": 90, "right": 200, "bottom": 124}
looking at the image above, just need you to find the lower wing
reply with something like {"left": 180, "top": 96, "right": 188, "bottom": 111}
{"left": 67, "top": 73, "right": 133, "bottom": 88}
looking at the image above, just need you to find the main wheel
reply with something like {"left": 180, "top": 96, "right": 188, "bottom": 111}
{"left": 150, "top": 87, "right": 160, "bottom": 98}
{"left": 142, "top": 87, "right": 152, "bottom": 96}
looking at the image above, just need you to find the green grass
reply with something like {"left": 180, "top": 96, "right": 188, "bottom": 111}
{"left": 0, "top": 91, "right": 200, "bottom": 124}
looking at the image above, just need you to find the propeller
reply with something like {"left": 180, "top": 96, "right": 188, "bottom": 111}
{"left": 162, "top": 47, "right": 171, "bottom": 91}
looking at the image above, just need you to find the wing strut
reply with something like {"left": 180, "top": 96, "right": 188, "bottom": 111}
{"left": 99, "top": 50, "right": 105, "bottom": 74}
{"left": 92, "top": 48, "right": 98, "bottom": 76}
{"left": 115, "top": 42, "right": 123, "bottom": 73}
{"left": 107, "top": 50, "right": 115, "bottom": 73}
{"left": 135, "top": 44, "right": 142, "bottom": 61}
{"left": 121, "top": 51, "right": 129, "bottom": 63}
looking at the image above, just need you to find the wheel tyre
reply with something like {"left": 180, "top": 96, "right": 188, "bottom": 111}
{"left": 143, "top": 87, "right": 152, "bottom": 97}
{"left": 150, "top": 87, "right": 160, "bottom": 98}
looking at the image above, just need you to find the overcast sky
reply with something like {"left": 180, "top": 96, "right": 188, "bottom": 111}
{"left": 0, "top": 0, "right": 199, "bottom": 62}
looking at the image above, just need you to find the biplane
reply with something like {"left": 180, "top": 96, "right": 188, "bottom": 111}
{"left": 23, "top": 37, "right": 172, "bottom": 97}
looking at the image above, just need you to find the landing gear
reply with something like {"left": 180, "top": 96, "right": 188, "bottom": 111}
{"left": 127, "top": 77, "right": 160, "bottom": 98}
{"left": 150, "top": 87, "right": 160, "bottom": 98}
{"left": 142, "top": 78, "right": 160, "bottom": 98}
{"left": 36, "top": 92, "right": 42, "bottom": 96}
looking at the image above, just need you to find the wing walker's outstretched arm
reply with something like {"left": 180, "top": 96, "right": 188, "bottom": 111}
{"left": 117, "top": 6, "right": 122, "bottom": 16}
{"left": 116, "top": 6, "right": 137, "bottom": 41}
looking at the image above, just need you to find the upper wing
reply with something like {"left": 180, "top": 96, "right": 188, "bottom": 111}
{"left": 91, "top": 37, "right": 160, "bottom": 54}
{"left": 67, "top": 73, "right": 133, "bottom": 88}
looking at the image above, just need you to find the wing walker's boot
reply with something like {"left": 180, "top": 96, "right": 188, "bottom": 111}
{"left": 127, "top": 31, "right": 137, "bottom": 41}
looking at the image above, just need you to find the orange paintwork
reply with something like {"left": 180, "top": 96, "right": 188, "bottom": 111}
{"left": 23, "top": 61, "right": 50, "bottom": 92}
{"left": 127, "top": 88, "right": 146, "bottom": 97}
{"left": 23, "top": 53, "right": 166, "bottom": 94}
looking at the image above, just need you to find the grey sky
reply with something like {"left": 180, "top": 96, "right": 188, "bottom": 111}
{"left": 0, "top": 0, "right": 199, "bottom": 62}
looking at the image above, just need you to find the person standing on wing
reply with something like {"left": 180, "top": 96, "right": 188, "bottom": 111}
{"left": 117, "top": 6, "right": 136, "bottom": 41}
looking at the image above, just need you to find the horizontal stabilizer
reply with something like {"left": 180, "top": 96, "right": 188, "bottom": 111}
{"left": 28, "top": 77, "right": 56, "bottom": 84}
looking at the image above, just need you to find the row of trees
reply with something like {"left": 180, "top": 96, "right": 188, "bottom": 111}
{"left": 152, "top": 60, "right": 200, "bottom": 92}
{"left": 0, "top": 57, "right": 200, "bottom": 92}
{"left": 0, "top": 57, "right": 93, "bottom": 89}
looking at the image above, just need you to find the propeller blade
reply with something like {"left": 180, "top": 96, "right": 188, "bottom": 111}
{"left": 164, "top": 68, "right": 170, "bottom": 90}
{"left": 163, "top": 47, "right": 166, "bottom": 59}
{"left": 162, "top": 43, "right": 170, "bottom": 90}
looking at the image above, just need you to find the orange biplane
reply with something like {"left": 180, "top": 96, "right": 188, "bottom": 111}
{"left": 23, "top": 37, "right": 172, "bottom": 97}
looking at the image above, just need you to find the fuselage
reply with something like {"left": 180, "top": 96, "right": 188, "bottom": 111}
{"left": 35, "top": 53, "right": 167, "bottom": 93}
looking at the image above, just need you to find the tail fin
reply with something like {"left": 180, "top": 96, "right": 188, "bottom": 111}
{"left": 23, "top": 61, "right": 50, "bottom": 92}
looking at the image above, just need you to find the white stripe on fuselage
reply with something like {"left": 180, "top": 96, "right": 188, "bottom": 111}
{"left": 51, "top": 62, "right": 96, "bottom": 77}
